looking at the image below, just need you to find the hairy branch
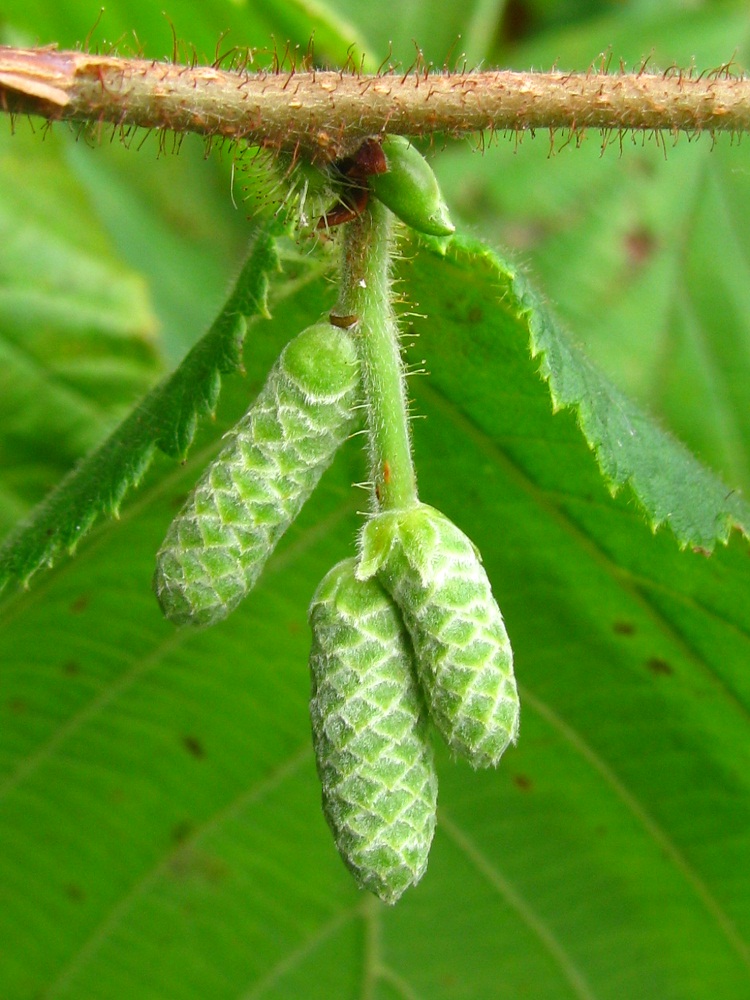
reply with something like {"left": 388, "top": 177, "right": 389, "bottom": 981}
{"left": 1, "top": 45, "right": 749, "bottom": 160}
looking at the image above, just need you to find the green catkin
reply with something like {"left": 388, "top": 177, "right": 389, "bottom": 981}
{"left": 309, "top": 558, "right": 438, "bottom": 904}
{"left": 358, "top": 503, "right": 520, "bottom": 769}
{"left": 154, "top": 322, "right": 360, "bottom": 627}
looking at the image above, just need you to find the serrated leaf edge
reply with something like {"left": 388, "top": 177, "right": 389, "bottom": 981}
{"left": 0, "top": 223, "right": 283, "bottom": 591}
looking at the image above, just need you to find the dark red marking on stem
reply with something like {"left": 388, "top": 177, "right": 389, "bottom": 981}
{"left": 317, "top": 136, "right": 388, "bottom": 229}
{"left": 318, "top": 187, "right": 369, "bottom": 229}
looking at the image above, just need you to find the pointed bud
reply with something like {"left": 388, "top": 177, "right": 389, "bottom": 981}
{"left": 369, "top": 136, "right": 455, "bottom": 237}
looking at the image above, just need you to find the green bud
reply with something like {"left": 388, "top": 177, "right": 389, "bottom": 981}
{"left": 358, "top": 503, "right": 519, "bottom": 768}
{"left": 309, "top": 558, "right": 438, "bottom": 904}
{"left": 154, "top": 323, "right": 360, "bottom": 627}
{"left": 368, "top": 136, "right": 455, "bottom": 237}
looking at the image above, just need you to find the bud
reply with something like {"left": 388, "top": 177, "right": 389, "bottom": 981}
{"left": 368, "top": 136, "right": 455, "bottom": 237}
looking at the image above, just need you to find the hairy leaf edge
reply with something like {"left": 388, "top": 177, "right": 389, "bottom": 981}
{"left": 428, "top": 234, "right": 750, "bottom": 552}
{"left": 0, "top": 222, "right": 283, "bottom": 591}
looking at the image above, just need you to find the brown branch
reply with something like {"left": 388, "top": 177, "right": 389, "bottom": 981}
{"left": 1, "top": 45, "right": 748, "bottom": 161}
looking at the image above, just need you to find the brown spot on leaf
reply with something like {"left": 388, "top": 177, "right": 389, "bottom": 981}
{"left": 8, "top": 698, "right": 27, "bottom": 714}
{"left": 613, "top": 621, "right": 635, "bottom": 636}
{"left": 181, "top": 735, "right": 205, "bottom": 759}
{"left": 64, "top": 883, "right": 85, "bottom": 902}
{"left": 62, "top": 660, "right": 80, "bottom": 676}
{"left": 647, "top": 657, "right": 673, "bottom": 676}
{"left": 513, "top": 774, "right": 533, "bottom": 791}
{"left": 624, "top": 227, "right": 657, "bottom": 267}
{"left": 169, "top": 847, "right": 228, "bottom": 884}
{"left": 467, "top": 306, "right": 483, "bottom": 324}
{"left": 70, "top": 594, "right": 90, "bottom": 614}
{"left": 171, "top": 820, "right": 193, "bottom": 844}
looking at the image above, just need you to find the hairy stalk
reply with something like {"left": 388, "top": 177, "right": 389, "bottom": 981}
{"left": 1, "top": 46, "right": 750, "bottom": 160}
{"left": 335, "top": 200, "right": 417, "bottom": 511}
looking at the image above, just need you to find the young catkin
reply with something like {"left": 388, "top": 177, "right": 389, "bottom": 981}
{"left": 309, "top": 558, "right": 438, "bottom": 904}
{"left": 154, "top": 322, "right": 360, "bottom": 627}
{"left": 358, "top": 503, "right": 520, "bottom": 769}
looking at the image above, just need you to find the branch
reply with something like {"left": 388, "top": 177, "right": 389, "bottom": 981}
{"left": 1, "top": 45, "right": 749, "bottom": 160}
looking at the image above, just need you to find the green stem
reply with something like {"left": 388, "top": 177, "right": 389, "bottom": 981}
{"left": 335, "top": 200, "right": 418, "bottom": 511}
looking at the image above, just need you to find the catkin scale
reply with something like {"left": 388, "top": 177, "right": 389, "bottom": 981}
{"left": 358, "top": 504, "right": 520, "bottom": 769}
{"left": 309, "top": 558, "right": 438, "bottom": 904}
{"left": 154, "top": 323, "right": 360, "bottom": 627}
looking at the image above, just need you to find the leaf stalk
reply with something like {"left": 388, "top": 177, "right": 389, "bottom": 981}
{"left": 336, "top": 200, "right": 418, "bottom": 511}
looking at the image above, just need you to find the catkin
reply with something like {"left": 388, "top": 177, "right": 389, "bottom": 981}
{"left": 309, "top": 558, "right": 438, "bottom": 904}
{"left": 358, "top": 504, "right": 520, "bottom": 768}
{"left": 154, "top": 322, "right": 360, "bottom": 627}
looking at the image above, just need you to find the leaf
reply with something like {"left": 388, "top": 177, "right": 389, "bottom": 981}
{"left": 506, "top": 243, "right": 750, "bottom": 548}
{"left": 0, "top": 123, "right": 160, "bottom": 529}
{"left": 435, "top": 0, "right": 750, "bottom": 491}
{"left": 257, "top": 0, "right": 374, "bottom": 70}
{"left": 421, "top": 235, "right": 750, "bottom": 550}
{"left": 4, "top": 0, "right": 370, "bottom": 70}
{"left": 64, "top": 132, "right": 250, "bottom": 366}
{"left": 321, "top": 0, "right": 504, "bottom": 67}
{"left": 0, "top": 224, "right": 280, "bottom": 590}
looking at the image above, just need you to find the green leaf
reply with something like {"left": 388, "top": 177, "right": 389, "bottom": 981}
{"left": 436, "top": 0, "right": 750, "bottom": 492}
{"left": 256, "top": 0, "right": 374, "bottom": 70}
{"left": 4, "top": 0, "right": 370, "bottom": 69}
{"left": 418, "top": 234, "right": 750, "bottom": 550}
{"left": 64, "top": 133, "right": 249, "bottom": 366}
{"left": 321, "top": 0, "right": 506, "bottom": 67}
{"left": 496, "top": 240, "right": 750, "bottom": 548}
{"left": 0, "top": 123, "right": 160, "bottom": 536}
{"left": 0, "top": 224, "right": 281, "bottom": 590}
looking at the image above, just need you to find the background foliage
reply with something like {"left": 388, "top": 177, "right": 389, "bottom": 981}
{"left": 1, "top": 1, "right": 749, "bottom": 997}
